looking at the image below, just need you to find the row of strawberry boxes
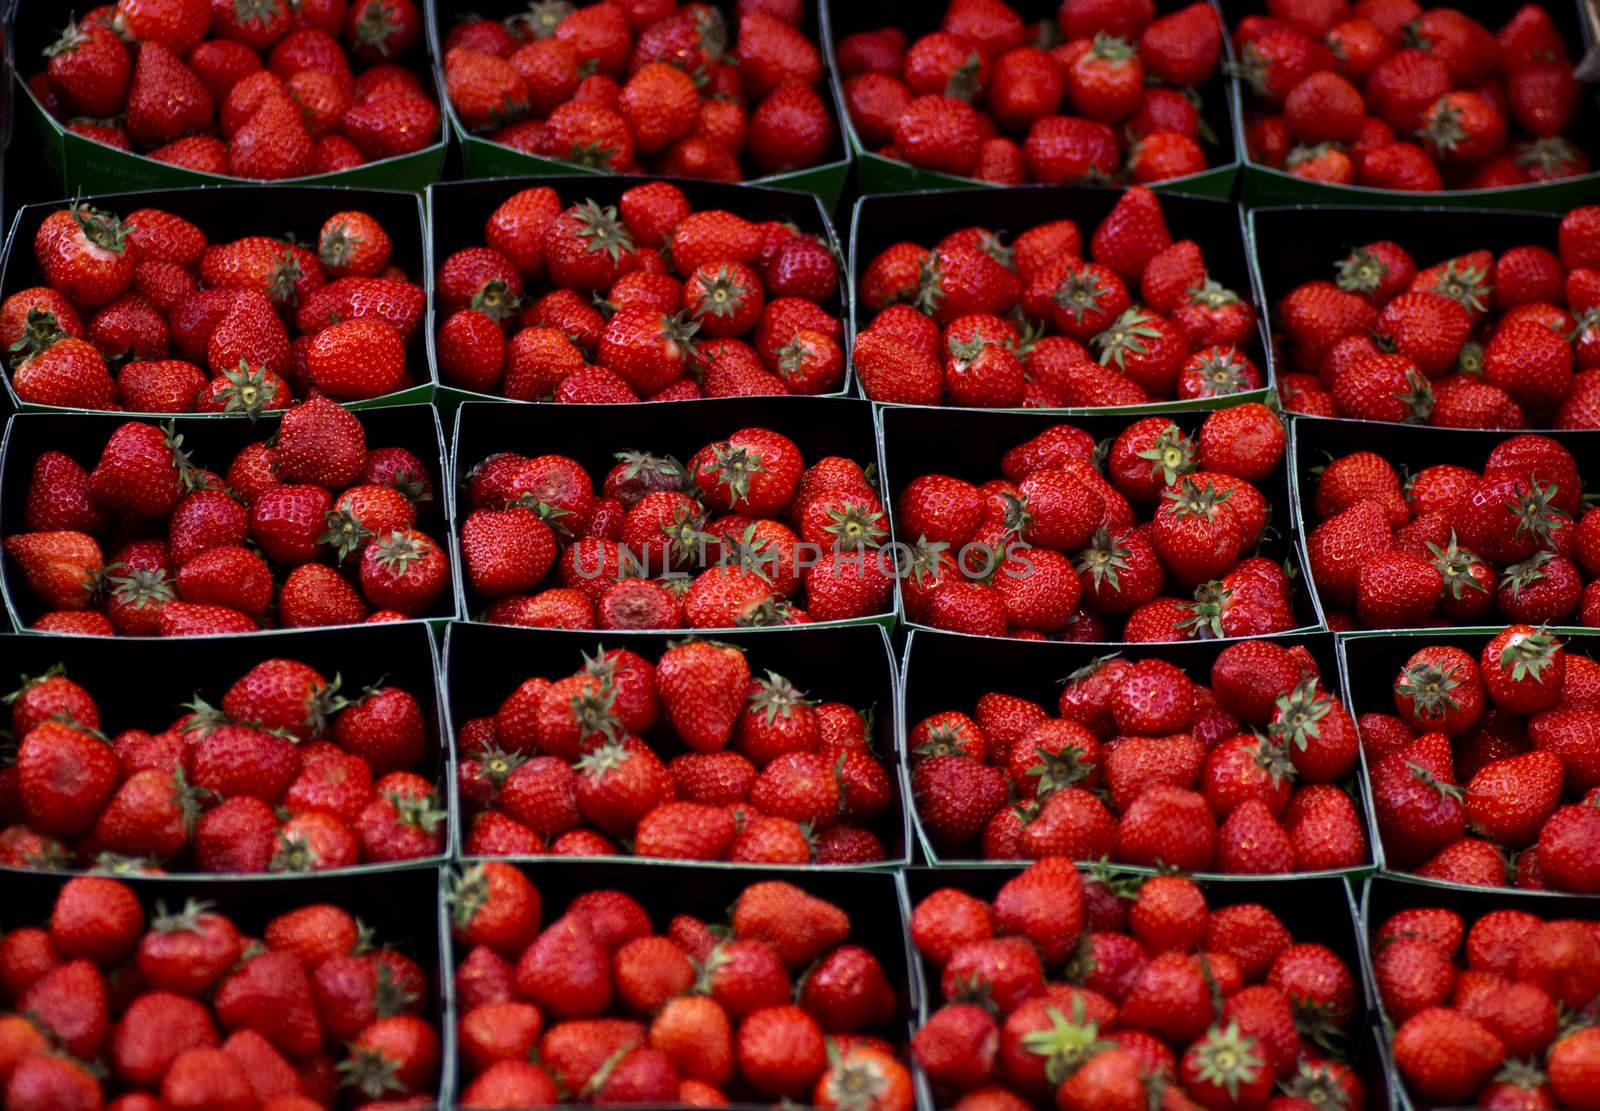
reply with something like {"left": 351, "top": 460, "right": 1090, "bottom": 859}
{"left": 39, "top": 838, "right": 1588, "bottom": 1108}
{"left": 10, "top": 396, "right": 1600, "bottom": 640}
{"left": 14, "top": 0, "right": 1598, "bottom": 214}
{"left": 826, "top": 0, "right": 1600, "bottom": 212}
{"left": 2, "top": 175, "right": 1587, "bottom": 421}
{"left": 0, "top": 396, "right": 1319, "bottom": 637}
{"left": 9, "top": 0, "right": 857, "bottom": 206}
{"left": 7, "top": 611, "right": 1593, "bottom": 891}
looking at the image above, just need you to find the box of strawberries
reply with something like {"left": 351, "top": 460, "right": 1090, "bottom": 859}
{"left": 14, "top": 0, "right": 448, "bottom": 191}
{"left": 0, "top": 620, "right": 452, "bottom": 877}
{"left": 1290, "top": 417, "right": 1600, "bottom": 632}
{"left": 443, "top": 858, "right": 915, "bottom": 1106}
{"left": 431, "top": 0, "right": 853, "bottom": 210}
{"left": 878, "top": 403, "right": 1318, "bottom": 642}
{"left": 900, "top": 627, "right": 1375, "bottom": 874}
{"left": 850, "top": 183, "right": 1268, "bottom": 411}
{"left": 1221, "top": 0, "right": 1600, "bottom": 210}
{"left": 426, "top": 175, "right": 849, "bottom": 410}
{"left": 1254, "top": 202, "right": 1600, "bottom": 428}
{"left": 1363, "top": 873, "right": 1600, "bottom": 1109}
{"left": 448, "top": 396, "right": 895, "bottom": 632}
{"left": 1338, "top": 625, "right": 1600, "bottom": 895}
{"left": 0, "top": 864, "right": 456, "bottom": 1107}
{"left": 443, "top": 620, "right": 908, "bottom": 866}
{"left": 903, "top": 860, "right": 1394, "bottom": 1111}
{"left": 826, "top": 0, "right": 1242, "bottom": 196}
{"left": 0, "top": 402, "right": 459, "bottom": 636}
{"left": 0, "top": 185, "right": 434, "bottom": 413}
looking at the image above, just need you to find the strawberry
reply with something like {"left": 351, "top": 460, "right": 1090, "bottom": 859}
{"left": 1393, "top": 1007, "right": 1505, "bottom": 1103}
{"left": 126, "top": 41, "right": 214, "bottom": 148}
{"left": 45, "top": 15, "right": 134, "bottom": 116}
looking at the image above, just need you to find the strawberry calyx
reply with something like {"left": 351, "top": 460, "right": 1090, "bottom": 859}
{"left": 350, "top": 0, "right": 402, "bottom": 54}
{"left": 1335, "top": 247, "right": 1390, "bottom": 296}
{"left": 748, "top": 670, "right": 813, "bottom": 723}
{"left": 1454, "top": 339, "right": 1485, "bottom": 377}
{"left": 1188, "top": 1021, "right": 1266, "bottom": 1101}
{"left": 7, "top": 308, "right": 69, "bottom": 367}
{"left": 946, "top": 971, "right": 999, "bottom": 1014}
{"left": 169, "top": 766, "right": 210, "bottom": 839}
{"left": 819, "top": 1042, "right": 895, "bottom": 1111}
{"left": 1165, "top": 476, "right": 1234, "bottom": 523}
{"left": 572, "top": 200, "right": 636, "bottom": 261}
{"left": 469, "top": 745, "right": 528, "bottom": 794}
{"left": 1407, "top": 762, "right": 1465, "bottom": 803}
{"left": 214, "top": 360, "right": 282, "bottom": 421}
{"left": 445, "top": 863, "right": 495, "bottom": 930}
{"left": 912, "top": 724, "right": 973, "bottom": 761}
{"left": 1019, "top": 998, "right": 1113, "bottom": 1086}
{"left": 20, "top": 838, "right": 68, "bottom": 871}
{"left": 150, "top": 898, "right": 214, "bottom": 934}
{"left": 514, "top": 0, "right": 574, "bottom": 39}
{"left": 337, "top": 1043, "right": 407, "bottom": 1099}
{"left": 317, "top": 218, "right": 363, "bottom": 270}
{"left": 579, "top": 1044, "right": 634, "bottom": 1100}
{"left": 1395, "top": 660, "right": 1466, "bottom": 722}
{"left": 1268, "top": 678, "right": 1329, "bottom": 753}
{"left": 68, "top": 200, "right": 129, "bottom": 253}
{"left": 1087, "top": 31, "right": 1135, "bottom": 64}
{"left": 566, "top": 676, "right": 624, "bottom": 745}
{"left": 320, "top": 507, "right": 375, "bottom": 564}
{"left": 691, "top": 265, "right": 757, "bottom": 322}
{"left": 1251, "top": 734, "right": 1297, "bottom": 787}
{"left": 1569, "top": 307, "right": 1600, "bottom": 345}
{"left": 1508, "top": 480, "right": 1565, "bottom": 549}
{"left": 1286, "top": 142, "right": 1339, "bottom": 171}
{"left": 1006, "top": 317, "right": 1043, "bottom": 361}
{"left": 1230, "top": 42, "right": 1279, "bottom": 98}
{"left": 1391, "top": 368, "right": 1435, "bottom": 423}
{"left": 1490, "top": 1058, "right": 1548, "bottom": 1093}
{"left": 370, "top": 529, "right": 434, "bottom": 577}
{"left": 269, "top": 829, "right": 322, "bottom": 873}
{"left": 1426, "top": 533, "right": 1491, "bottom": 599}
{"left": 1289, "top": 997, "right": 1348, "bottom": 1055}
{"left": 1500, "top": 550, "right": 1557, "bottom": 601}
{"left": 820, "top": 502, "right": 886, "bottom": 552}
{"left": 470, "top": 278, "right": 521, "bottom": 324}
{"left": 1419, "top": 98, "right": 1472, "bottom": 155}
{"left": 91, "top": 852, "right": 157, "bottom": 876}
{"left": 1498, "top": 628, "right": 1560, "bottom": 684}
{"left": 3, "top": 662, "right": 68, "bottom": 704}
{"left": 261, "top": 248, "right": 305, "bottom": 309}
{"left": 1135, "top": 423, "right": 1197, "bottom": 487}
{"left": 735, "top": 596, "right": 797, "bottom": 628}
{"left": 1064, "top": 652, "right": 1122, "bottom": 686}
{"left": 944, "top": 50, "right": 984, "bottom": 102}
{"left": 1282, "top": 1058, "right": 1353, "bottom": 1108}
{"left": 913, "top": 255, "right": 949, "bottom": 317}
{"left": 45, "top": 15, "right": 97, "bottom": 57}
{"left": 1421, "top": 258, "right": 1491, "bottom": 315}
{"left": 1051, "top": 266, "right": 1115, "bottom": 326}
{"left": 1093, "top": 308, "right": 1161, "bottom": 370}
{"left": 1187, "top": 347, "right": 1252, "bottom": 397}
{"left": 1179, "top": 580, "right": 1232, "bottom": 640}
{"left": 1026, "top": 743, "right": 1093, "bottom": 798}
{"left": 1187, "top": 278, "right": 1240, "bottom": 310}
{"left": 391, "top": 789, "right": 446, "bottom": 834}
{"left": 1073, "top": 526, "right": 1133, "bottom": 594}
{"left": 705, "top": 442, "right": 768, "bottom": 505}
{"left": 1516, "top": 136, "right": 1582, "bottom": 176}
{"left": 179, "top": 695, "right": 231, "bottom": 740}
{"left": 903, "top": 537, "right": 952, "bottom": 588}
